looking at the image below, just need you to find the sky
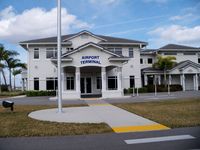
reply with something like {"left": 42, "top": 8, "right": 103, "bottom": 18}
{"left": 0, "top": 0, "right": 200, "bottom": 86}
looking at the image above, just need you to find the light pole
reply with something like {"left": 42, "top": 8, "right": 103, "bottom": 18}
{"left": 57, "top": 0, "right": 62, "bottom": 113}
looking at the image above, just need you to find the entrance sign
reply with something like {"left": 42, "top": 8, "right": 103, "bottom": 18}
{"left": 80, "top": 56, "right": 101, "bottom": 64}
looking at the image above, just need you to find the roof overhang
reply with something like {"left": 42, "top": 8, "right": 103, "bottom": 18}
{"left": 19, "top": 42, "right": 72, "bottom": 50}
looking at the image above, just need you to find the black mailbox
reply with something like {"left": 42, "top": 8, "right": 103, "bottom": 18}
{"left": 2, "top": 101, "right": 14, "bottom": 111}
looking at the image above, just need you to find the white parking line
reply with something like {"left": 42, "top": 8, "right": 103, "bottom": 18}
{"left": 125, "top": 135, "right": 195, "bottom": 144}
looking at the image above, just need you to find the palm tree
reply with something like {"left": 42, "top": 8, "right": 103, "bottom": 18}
{"left": 4, "top": 57, "right": 23, "bottom": 91}
{"left": 153, "top": 55, "right": 176, "bottom": 86}
{"left": 12, "top": 69, "right": 22, "bottom": 90}
{"left": 0, "top": 45, "right": 18, "bottom": 87}
{"left": 12, "top": 63, "right": 26, "bottom": 90}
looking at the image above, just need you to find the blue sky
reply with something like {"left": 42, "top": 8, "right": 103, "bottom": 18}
{"left": 0, "top": 0, "right": 200, "bottom": 86}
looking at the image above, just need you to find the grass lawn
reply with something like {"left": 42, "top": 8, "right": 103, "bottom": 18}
{"left": 0, "top": 91, "right": 25, "bottom": 98}
{"left": 0, "top": 105, "right": 112, "bottom": 137}
{"left": 115, "top": 98, "right": 200, "bottom": 128}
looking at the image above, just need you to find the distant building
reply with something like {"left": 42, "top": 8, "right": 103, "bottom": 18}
{"left": 20, "top": 30, "right": 200, "bottom": 99}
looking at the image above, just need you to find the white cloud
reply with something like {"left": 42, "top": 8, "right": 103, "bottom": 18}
{"left": 170, "top": 13, "right": 200, "bottom": 22}
{"left": 148, "top": 25, "right": 200, "bottom": 47}
{"left": 0, "top": 6, "right": 92, "bottom": 43}
{"left": 149, "top": 25, "right": 200, "bottom": 42}
{"left": 89, "top": 0, "right": 120, "bottom": 5}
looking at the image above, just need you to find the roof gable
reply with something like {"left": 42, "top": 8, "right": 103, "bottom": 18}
{"left": 63, "top": 30, "right": 107, "bottom": 42}
{"left": 61, "top": 42, "right": 121, "bottom": 58}
{"left": 169, "top": 60, "right": 200, "bottom": 72}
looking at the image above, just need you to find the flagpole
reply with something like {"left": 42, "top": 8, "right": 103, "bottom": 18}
{"left": 57, "top": 0, "right": 62, "bottom": 113}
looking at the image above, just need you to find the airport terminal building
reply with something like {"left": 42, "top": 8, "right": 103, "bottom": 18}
{"left": 20, "top": 30, "right": 200, "bottom": 99}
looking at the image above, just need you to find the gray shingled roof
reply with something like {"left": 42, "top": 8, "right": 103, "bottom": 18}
{"left": 159, "top": 44, "right": 199, "bottom": 50}
{"left": 20, "top": 30, "right": 147, "bottom": 44}
{"left": 140, "top": 49, "right": 158, "bottom": 54}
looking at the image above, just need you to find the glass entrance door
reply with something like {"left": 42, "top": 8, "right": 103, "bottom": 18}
{"left": 80, "top": 77, "right": 92, "bottom": 94}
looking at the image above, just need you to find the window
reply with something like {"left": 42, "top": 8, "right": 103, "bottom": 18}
{"left": 46, "top": 77, "right": 58, "bottom": 90}
{"left": 34, "top": 78, "right": 39, "bottom": 90}
{"left": 66, "top": 77, "right": 74, "bottom": 90}
{"left": 96, "top": 77, "right": 102, "bottom": 89}
{"left": 115, "top": 48, "right": 122, "bottom": 55}
{"left": 198, "top": 58, "right": 200, "bottom": 64}
{"left": 66, "top": 47, "right": 74, "bottom": 52}
{"left": 129, "top": 48, "right": 134, "bottom": 58}
{"left": 140, "top": 58, "right": 143, "bottom": 64}
{"left": 108, "top": 76, "right": 117, "bottom": 90}
{"left": 107, "top": 48, "right": 122, "bottom": 55}
{"left": 183, "top": 52, "right": 196, "bottom": 55}
{"left": 148, "top": 58, "right": 153, "bottom": 64}
{"left": 34, "top": 48, "right": 39, "bottom": 59}
{"left": 130, "top": 76, "right": 135, "bottom": 88}
{"left": 164, "top": 52, "right": 177, "bottom": 55}
{"left": 46, "top": 48, "right": 57, "bottom": 59}
{"left": 107, "top": 48, "right": 114, "bottom": 53}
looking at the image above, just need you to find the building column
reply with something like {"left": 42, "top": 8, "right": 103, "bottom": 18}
{"left": 101, "top": 67, "right": 106, "bottom": 98}
{"left": 144, "top": 74, "right": 148, "bottom": 86}
{"left": 195, "top": 74, "right": 198, "bottom": 91}
{"left": 169, "top": 74, "right": 172, "bottom": 85}
{"left": 182, "top": 74, "right": 185, "bottom": 91}
{"left": 76, "top": 67, "right": 80, "bottom": 95}
{"left": 117, "top": 67, "right": 122, "bottom": 92}
{"left": 22, "top": 79, "right": 25, "bottom": 91}
{"left": 158, "top": 75, "right": 161, "bottom": 85}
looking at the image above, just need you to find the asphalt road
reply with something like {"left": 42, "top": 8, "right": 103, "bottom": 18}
{"left": 0, "top": 91, "right": 200, "bottom": 105}
{"left": 0, "top": 127, "right": 199, "bottom": 150}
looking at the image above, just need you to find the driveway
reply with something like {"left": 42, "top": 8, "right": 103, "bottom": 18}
{"left": 0, "top": 91, "right": 200, "bottom": 105}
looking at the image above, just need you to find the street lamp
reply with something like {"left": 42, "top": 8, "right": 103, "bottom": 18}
{"left": 57, "top": 0, "right": 62, "bottom": 113}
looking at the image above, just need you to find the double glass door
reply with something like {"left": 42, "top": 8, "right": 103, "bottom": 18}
{"left": 81, "top": 77, "right": 92, "bottom": 94}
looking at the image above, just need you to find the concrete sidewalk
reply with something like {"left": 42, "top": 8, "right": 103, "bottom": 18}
{"left": 29, "top": 100, "right": 169, "bottom": 133}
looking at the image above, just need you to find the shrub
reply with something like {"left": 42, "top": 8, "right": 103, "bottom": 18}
{"left": 170, "top": 84, "right": 182, "bottom": 91}
{"left": 26, "top": 90, "right": 56, "bottom": 97}
{"left": 123, "top": 88, "right": 128, "bottom": 94}
{"left": 0, "top": 85, "right": 9, "bottom": 92}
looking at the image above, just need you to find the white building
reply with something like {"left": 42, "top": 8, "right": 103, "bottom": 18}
{"left": 20, "top": 30, "right": 200, "bottom": 99}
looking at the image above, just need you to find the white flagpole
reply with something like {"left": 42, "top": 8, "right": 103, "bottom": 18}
{"left": 57, "top": 0, "right": 62, "bottom": 113}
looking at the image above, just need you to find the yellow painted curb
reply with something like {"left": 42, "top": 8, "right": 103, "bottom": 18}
{"left": 112, "top": 124, "right": 170, "bottom": 133}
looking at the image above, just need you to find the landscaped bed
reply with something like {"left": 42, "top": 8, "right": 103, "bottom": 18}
{"left": 115, "top": 98, "right": 200, "bottom": 128}
{"left": 0, "top": 105, "right": 112, "bottom": 137}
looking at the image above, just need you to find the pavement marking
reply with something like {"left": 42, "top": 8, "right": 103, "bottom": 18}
{"left": 112, "top": 124, "right": 170, "bottom": 133}
{"left": 125, "top": 135, "right": 195, "bottom": 144}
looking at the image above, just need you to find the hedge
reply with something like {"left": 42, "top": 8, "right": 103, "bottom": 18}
{"left": 25, "top": 90, "right": 56, "bottom": 97}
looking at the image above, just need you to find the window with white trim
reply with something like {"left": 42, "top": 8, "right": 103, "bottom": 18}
{"left": 66, "top": 77, "right": 74, "bottom": 90}
{"left": 34, "top": 77, "right": 39, "bottom": 90}
{"left": 46, "top": 48, "right": 57, "bottom": 59}
{"left": 147, "top": 58, "right": 153, "bottom": 64}
{"left": 46, "top": 77, "right": 58, "bottom": 90}
{"left": 33, "top": 48, "right": 39, "bottom": 59}
{"left": 108, "top": 76, "right": 118, "bottom": 90}
{"left": 107, "top": 48, "right": 122, "bottom": 55}
{"left": 129, "top": 48, "right": 134, "bottom": 58}
{"left": 130, "top": 76, "right": 135, "bottom": 88}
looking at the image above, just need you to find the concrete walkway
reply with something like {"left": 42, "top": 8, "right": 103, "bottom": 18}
{"left": 29, "top": 100, "right": 169, "bottom": 133}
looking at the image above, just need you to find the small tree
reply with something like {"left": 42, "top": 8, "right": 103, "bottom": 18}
{"left": 153, "top": 55, "right": 176, "bottom": 86}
